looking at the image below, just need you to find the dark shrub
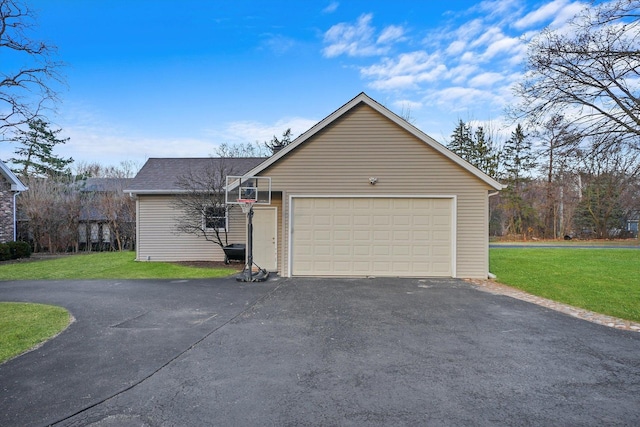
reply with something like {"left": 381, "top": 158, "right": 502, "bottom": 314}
{"left": 0, "top": 243, "right": 10, "bottom": 261}
{"left": 7, "top": 241, "right": 31, "bottom": 259}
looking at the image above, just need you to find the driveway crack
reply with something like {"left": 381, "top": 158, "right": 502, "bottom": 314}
{"left": 47, "top": 281, "right": 285, "bottom": 427}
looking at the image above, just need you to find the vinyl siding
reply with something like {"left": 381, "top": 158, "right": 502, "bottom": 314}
{"left": 261, "top": 103, "right": 493, "bottom": 278}
{"left": 136, "top": 195, "right": 246, "bottom": 262}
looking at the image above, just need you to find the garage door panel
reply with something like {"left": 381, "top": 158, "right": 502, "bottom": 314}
{"left": 334, "top": 215, "right": 351, "bottom": 226}
{"left": 353, "top": 246, "right": 370, "bottom": 256}
{"left": 354, "top": 215, "right": 371, "bottom": 226}
{"left": 354, "top": 230, "right": 371, "bottom": 240}
{"left": 292, "top": 197, "right": 452, "bottom": 277}
{"left": 334, "top": 230, "right": 351, "bottom": 240}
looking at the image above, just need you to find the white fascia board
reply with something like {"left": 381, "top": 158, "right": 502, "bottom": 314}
{"left": 0, "top": 161, "right": 27, "bottom": 192}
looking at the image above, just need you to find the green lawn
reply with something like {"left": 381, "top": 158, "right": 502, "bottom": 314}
{"left": 0, "top": 251, "right": 238, "bottom": 280}
{"left": 490, "top": 248, "right": 640, "bottom": 322}
{"left": 0, "top": 302, "right": 71, "bottom": 363}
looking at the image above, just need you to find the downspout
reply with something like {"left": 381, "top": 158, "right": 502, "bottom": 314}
{"left": 13, "top": 191, "right": 20, "bottom": 241}
{"left": 487, "top": 190, "right": 500, "bottom": 279}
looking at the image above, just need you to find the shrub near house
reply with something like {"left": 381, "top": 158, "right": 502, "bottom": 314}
{"left": 0, "top": 241, "right": 31, "bottom": 261}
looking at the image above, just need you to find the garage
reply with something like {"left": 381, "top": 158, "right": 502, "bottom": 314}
{"left": 290, "top": 197, "right": 454, "bottom": 277}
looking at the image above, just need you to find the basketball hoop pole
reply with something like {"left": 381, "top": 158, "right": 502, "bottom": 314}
{"left": 238, "top": 200, "right": 269, "bottom": 282}
{"left": 242, "top": 207, "right": 254, "bottom": 282}
{"left": 225, "top": 176, "right": 271, "bottom": 282}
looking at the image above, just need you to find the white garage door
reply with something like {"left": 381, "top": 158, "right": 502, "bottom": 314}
{"left": 291, "top": 197, "right": 453, "bottom": 277}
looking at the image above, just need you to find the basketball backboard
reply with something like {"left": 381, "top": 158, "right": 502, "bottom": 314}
{"left": 225, "top": 176, "right": 271, "bottom": 205}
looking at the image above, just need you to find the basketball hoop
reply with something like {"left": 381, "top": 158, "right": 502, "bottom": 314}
{"left": 238, "top": 199, "right": 255, "bottom": 214}
{"left": 225, "top": 176, "right": 271, "bottom": 282}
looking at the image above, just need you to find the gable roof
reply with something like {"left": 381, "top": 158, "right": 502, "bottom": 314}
{"left": 124, "top": 157, "right": 266, "bottom": 194}
{"left": 0, "top": 161, "right": 27, "bottom": 192}
{"left": 245, "top": 92, "right": 505, "bottom": 190}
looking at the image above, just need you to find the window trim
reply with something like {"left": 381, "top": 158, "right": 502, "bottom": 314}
{"left": 202, "top": 204, "right": 228, "bottom": 231}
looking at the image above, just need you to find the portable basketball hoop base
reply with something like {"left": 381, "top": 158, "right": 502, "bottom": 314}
{"left": 236, "top": 199, "right": 269, "bottom": 283}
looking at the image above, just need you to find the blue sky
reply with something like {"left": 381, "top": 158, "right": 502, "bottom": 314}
{"left": 1, "top": 0, "right": 590, "bottom": 168}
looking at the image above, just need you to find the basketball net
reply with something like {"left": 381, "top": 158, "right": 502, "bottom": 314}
{"left": 238, "top": 199, "right": 255, "bottom": 214}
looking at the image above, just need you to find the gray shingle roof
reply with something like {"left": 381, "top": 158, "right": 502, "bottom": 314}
{"left": 124, "top": 157, "right": 267, "bottom": 193}
{"left": 82, "top": 177, "right": 132, "bottom": 192}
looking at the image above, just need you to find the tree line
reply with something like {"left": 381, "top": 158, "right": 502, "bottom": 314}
{"left": 447, "top": 0, "right": 640, "bottom": 240}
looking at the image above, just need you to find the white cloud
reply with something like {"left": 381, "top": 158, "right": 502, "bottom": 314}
{"left": 206, "top": 117, "right": 318, "bottom": 147}
{"left": 322, "top": 14, "right": 405, "bottom": 58}
{"left": 392, "top": 99, "right": 423, "bottom": 110}
{"left": 446, "top": 40, "right": 466, "bottom": 55}
{"left": 316, "top": 0, "right": 592, "bottom": 141}
{"left": 360, "top": 51, "right": 447, "bottom": 90}
{"left": 322, "top": 1, "right": 339, "bottom": 14}
{"left": 480, "top": 34, "right": 522, "bottom": 60}
{"left": 55, "top": 126, "right": 215, "bottom": 166}
{"left": 447, "top": 63, "right": 480, "bottom": 84}
{"left": 547, "top": 2, "right": 585, "bottom": 29}
{"left": 377, "top": 25, "right": 405, "bottom": 44}
{"left": 468, "top": 72, "right": 504, "bottom": 87}
{"left": 361, "top": 51, "right": 440, "bottom": 78}
{"left": 514, "top": 0, "right": 568, "bottom": 29}
{"left": 260, "top": 33, "right": 296, "bottom": 55}
{"left": 435, "top": 86, "right": 490, "bottom": 107}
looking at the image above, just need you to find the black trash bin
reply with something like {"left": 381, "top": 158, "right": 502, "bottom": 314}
{"left": 223, "top": 244, "right": 246, "bottom": 263}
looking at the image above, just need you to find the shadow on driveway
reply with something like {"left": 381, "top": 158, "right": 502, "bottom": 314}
{"left": 1, "top": 277, "right": 639, "bottom": 426}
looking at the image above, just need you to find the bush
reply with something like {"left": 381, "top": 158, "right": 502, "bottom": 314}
{"left": 0, "top": 241, "right": 32, "bottom": 261}
{"left": 7, "top": 241, "right": 31, "bottom": 259}
{"left": 0, "top": 244, "right": 10, "bottom": 261}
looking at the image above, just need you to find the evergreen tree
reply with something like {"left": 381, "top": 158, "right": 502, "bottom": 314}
{"left": 448, "top": 120, "right": 499, "bottom": 178}
{"left": 265, "top": 128, "right": 293, "bottom": 154}
{"left": 502, "top": 124, "right": 536, "bottom": 191}
{"left": 472, "top": 126, "right": 499, "bottom": 178}
{"left": 9, "top": 119, "right": 73, "bottom": 177}
{"left": 448, "top": 120, "right": 472, "bottom": 161}
{"left": 500, "top": 124, "right": 538, "bottom": 237}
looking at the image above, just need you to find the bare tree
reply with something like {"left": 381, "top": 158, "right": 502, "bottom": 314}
{"left": 512, "top": 0, "right": 640, "bottom": 152}
{"left": 18, "top": 174, "right": 80, "bottom": 252}
{"left": 77, "top": 161, "right": 138, "bottom": 251}
{"left": 0, "top": 0, "right": 63, "bottom": 133}
{"left": 217, "top": 142, "right": 269, "bottom": 158}
{"left": 573, "top": 137, "right": 640, "bottom": 238}
{"left": 172, "top": 158, "right": 243, "bottom": 252}
{"left": 533, "top": 115, "right": 581, "bottom": 238}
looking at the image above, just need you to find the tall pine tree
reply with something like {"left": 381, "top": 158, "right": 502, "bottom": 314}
{"left": 448, "top": 120, "right": 499, "bottom": 178}
{"left": 500, "top": 124, "right": 538, "bottom": 236}
{"left": 502, "top": 124, "right": 536, "bottom": 191}
{"left": 10, "top": 119, "right": 73, "bottom": 177}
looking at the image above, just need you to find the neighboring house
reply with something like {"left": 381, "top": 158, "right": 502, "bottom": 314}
{"left": 79, "top": 177, "right": 135, "bottom": 251}
{"left": 126, "top": 93, "right": 505, "bottom": 279}
{"left": 0, "top": 161, "right": 27, "bottom": 243}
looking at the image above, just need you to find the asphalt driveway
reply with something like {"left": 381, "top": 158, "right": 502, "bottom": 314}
{"left": 1, "top": 277, "right": 639, "bottom": 426}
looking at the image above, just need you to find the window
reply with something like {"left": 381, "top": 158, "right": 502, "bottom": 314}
{"left": 203, "top": 205, "right": 227, "bottom": 230}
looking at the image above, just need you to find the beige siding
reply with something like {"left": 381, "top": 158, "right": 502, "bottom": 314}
{"left": 261, "top": 104, "right": 492, "bottom": 278}
{"left": 136, "top": 195, "right": 246, "bottom": 262}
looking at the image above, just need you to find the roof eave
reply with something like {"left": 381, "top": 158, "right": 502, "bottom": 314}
{"left": 0, "top": 161, "right": 27, "bottom": 192}
{"left": 124, "top": 189, "right": 226, "bottom": 195}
